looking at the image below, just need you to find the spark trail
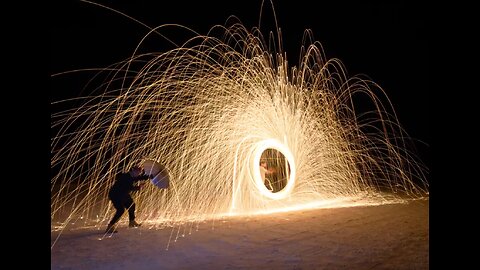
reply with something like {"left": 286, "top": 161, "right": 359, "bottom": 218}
{"left": 51, "top": 4, "right": 428, "bottom": 244}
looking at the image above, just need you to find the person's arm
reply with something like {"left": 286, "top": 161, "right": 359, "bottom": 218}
{"left": 131, "top": 173, "right": 151, "bottom": 191}
{"left": 131, "top": 185, "right": 142, "bottom": 191}
{"left": 266, "top": 167, "right": 275, "bottom": 174}
{"left": 132, "top": 180, "right": 148, "bottom": 191}
{"left": 133, "top": 173, "right": 150, "bottom": 182}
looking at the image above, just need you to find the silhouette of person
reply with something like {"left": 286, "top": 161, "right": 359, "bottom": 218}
{"left": 260, "top": 160, "right": 275, "bottom": 191}
{"left": 105, "top": 165, "right": 152, "bottom": 233}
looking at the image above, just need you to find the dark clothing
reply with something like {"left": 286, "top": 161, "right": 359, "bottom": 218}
{"left": 109, "top": 172, "right": 149, "bottom": 198}
{"left": 109, "top": 194, "right": 136, "bottom": 224}
{"left": 107, "top": 172, "right": 149, "bottom": 226}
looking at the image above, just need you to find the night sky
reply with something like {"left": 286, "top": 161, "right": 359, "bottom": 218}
{"left": 51, "top": 0, "right": 430, "bottom": 182}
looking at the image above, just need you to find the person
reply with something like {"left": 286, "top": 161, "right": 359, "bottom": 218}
{"left": 259, "top": 160, "right": 275, "bottom": 191}
{"left": 105, "top": 165, "right": 152, "bottom": 233}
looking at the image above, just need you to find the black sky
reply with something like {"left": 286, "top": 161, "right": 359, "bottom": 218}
{"left": 51, "top": 0, "right": 430, "bottom": 178}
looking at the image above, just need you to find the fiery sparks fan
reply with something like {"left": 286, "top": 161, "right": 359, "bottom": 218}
{"left": 51, "top": 5, "right": 428, "bottom": 237}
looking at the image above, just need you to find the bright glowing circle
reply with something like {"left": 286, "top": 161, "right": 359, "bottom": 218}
{"left": 253, "top": 139, "right": 296, "bottom": 199}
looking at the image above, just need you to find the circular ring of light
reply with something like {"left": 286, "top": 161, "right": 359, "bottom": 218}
{"left": 253, "top": 139, "right": 296, "bottom": 199}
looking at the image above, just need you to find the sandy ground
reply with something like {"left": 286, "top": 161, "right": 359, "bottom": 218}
{"left": 51, "top": 198, "right": 428, "bottom": 270}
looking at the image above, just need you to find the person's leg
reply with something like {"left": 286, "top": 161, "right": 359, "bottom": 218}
{"left": 125, "top": 195, "right": 141, "bottom": 227}
{"left": 106, "top": 198, "right": 124, "bottom": 233}
{"left": 265, "top": 178, "right": 274, "bottom": 191}
{"left": 125, "top": 195, "right": 135, "bottom": 221}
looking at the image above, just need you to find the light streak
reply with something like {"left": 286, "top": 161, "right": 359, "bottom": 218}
{"left": 51, "top": 2, "right": 428, "bottom": 246}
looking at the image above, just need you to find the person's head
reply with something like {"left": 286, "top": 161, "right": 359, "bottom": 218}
{"left": 129, "top": 165, "right": 144, "bottom": 177}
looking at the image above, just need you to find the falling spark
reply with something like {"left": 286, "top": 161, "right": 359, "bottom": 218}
{"left": 51, "top": 2, "right": 428, "bottom": 247}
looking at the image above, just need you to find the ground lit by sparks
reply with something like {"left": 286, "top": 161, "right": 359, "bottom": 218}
{"left": 51, "top": 3, "right": 428, "bottom": 249}
{"left": 52, "top": 194, "right": 408, "bottom": 232}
